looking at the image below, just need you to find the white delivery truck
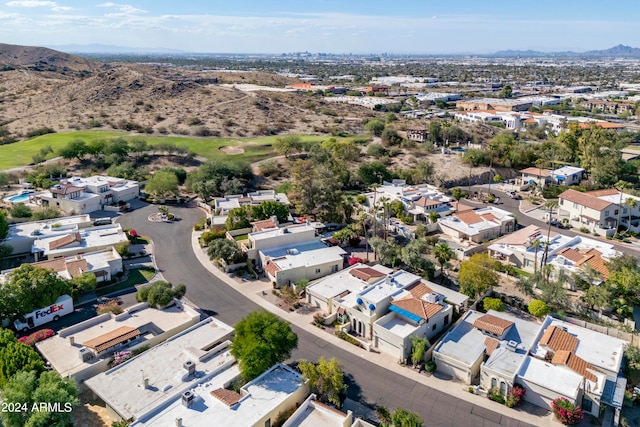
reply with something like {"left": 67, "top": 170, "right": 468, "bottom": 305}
{"left": 14, "top": 294, "right": 73, "bottom": 332}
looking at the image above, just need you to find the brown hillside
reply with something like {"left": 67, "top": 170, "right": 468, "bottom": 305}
{"left": 0, "top": 42, "right": 100, "bottom": 74}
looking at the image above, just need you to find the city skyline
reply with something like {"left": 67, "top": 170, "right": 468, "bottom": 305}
{"left": 0, "top": 1, "right": 639, "bottom": 54}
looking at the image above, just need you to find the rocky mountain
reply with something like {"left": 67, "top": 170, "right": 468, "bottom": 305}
{"left": 0, "top": 42, "right": 100, "bottom": 75}
{"left": 492, "top": 44, "right": 640, "bottom": 58}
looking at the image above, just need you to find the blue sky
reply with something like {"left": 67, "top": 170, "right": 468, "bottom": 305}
{"left": 0, "top": 1, "right": 638, "bottom": 53}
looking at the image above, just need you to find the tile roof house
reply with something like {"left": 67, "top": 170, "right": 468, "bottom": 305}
{"left": 434, "top": 310, "right": 628, "bottom": 420}
{"left": 519, "top": 167, "right": 553, "bottom": 188}
{"left": 558, "top": 189, "right": 617, "bottom": 236}
{"left": 373, "top": 281, "right": 452, "bottom": 361}
{"left": 438, "top": 206, "right": 515, "bottom": 243}
{"left": 488, "top": 225, "right": 618, "bottom": 286}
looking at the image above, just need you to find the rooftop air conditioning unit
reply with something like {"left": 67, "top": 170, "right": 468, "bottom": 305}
{"left": 506, "top": 340, "right": 518, "bottom": 352}
{"left": 182, "top": 390, "right": 195, "bottom": 408}
{"left": 183, "top": 360, "right": 196, "bottom": 375}
{"left": 78, "top": 347, "right": 93, "bottom": 362}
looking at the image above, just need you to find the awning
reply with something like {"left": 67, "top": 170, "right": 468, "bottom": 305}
{"left": 389, "top": 304, "right": 423, "bottom": 323}
{"left": 602, "top": 376, "right": 627, "bottom": 409}
{"left": 488, "top": 244, "right": 513, "bottom": 256}
{"left": 555, "top": 175, "right": 566, "bottom": 181}
{"left": 83, "top": 326, "right": 141, "bottom": 353}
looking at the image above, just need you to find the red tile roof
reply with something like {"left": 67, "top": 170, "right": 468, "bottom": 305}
{"left": 251, "top": 219, "right": 277, "bottom": 232}
{"left": 350, "top": 267, "right": 385, "bottom": 282}
{"left": 557, "top": 248, "right": 584, "bottom": 263}
{"left": 473, "top": 314, "right": 514, "bottom": 336}
{"left": 415, "top": 197, "right": 442, "bottom": 208}
{"left": 484, "top": 336, "right": 500, "bottom": 356}
{"left": 539, "top": 325, "right": 579, "bottom": 353}
{"left": 50, "top": 184, "right": 84, "bottom": 195}
{"left": 265, "top": 261, "right": 280, "bottom": 278}
{"left": 391, "top": 296, "right": 444, "bottom": 321}
{"left": 520, "top": 167, "right": 550, "bottom": 177}
{"left": 34, "top": 257, "right": 89, "bottom": 278}
{"left": 454, "top": 210, "right": 484, "bottom": 225}
{"left": 575, "top": 249, "right": 609, "bottom": 281}
{"left": 406, "top": 282, "right": 434, "bottom": 299}
{"left": 552, "top": 350, "right": 598, "bottom": 383}
{"left": 48, "top": 233, "right": 82, "bottom": 250}
{"left": 558, "top": 189, "right": 613, "bottom": 212}
{"left": 210, "top": 388, "right": 242, "bottom": 407}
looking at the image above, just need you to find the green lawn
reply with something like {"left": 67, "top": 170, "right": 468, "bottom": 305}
{"left": 0, "top": 130, "right": 335, "bottom": 170}
{"left": 95, "top": 266, "right": 156, "bottom": 296}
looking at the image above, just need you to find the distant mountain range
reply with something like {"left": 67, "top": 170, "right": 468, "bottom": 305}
{"left": 48, "top": 44, "right": 187, "bottom": 54}
{"left": 492, "top": 44, "right": 640, "bottom": 58}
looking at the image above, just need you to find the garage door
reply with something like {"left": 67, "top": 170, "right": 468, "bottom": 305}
{"left": 376, "top": 337, "right": 401, "bottom": 360}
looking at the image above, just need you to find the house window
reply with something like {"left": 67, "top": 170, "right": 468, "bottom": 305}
{"left": 265, "top": 419, "right": 271, "bottom": 427}
{"left": 604, "top": 210, "right": 609, "bottom": 217}
{"left": 432, "top": 324, "right": 437, "bottom": 331}
{"left": 491, "top": 378, "right": 497, "bottom": 389}
{"left": 614, "top": 209, "right": 619, "bottom": 216}
{"left": 500, "top": 381, "right": 507, "bottom": 396}
{"left": 581, "top": 396, "right": 593, "bottom": 413}
{"left": 331, "top": 264, "right": 338, "bottom": 273}
{"left": 315, "top": 268, "right": 321, "bottom": 274}
{"left": 444, "top": 314, "right": 449, "bottom": 325}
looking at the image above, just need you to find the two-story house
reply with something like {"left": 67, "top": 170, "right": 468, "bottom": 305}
{"left": 558, "top": 189, "right": 617, "bottom": 236}
{"left": 438, "top": 206, "right": 515, "bottom": 243}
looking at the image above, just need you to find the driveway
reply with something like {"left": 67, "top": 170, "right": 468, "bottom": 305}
{"left": 117, "top": 202, "right": 537, "bottom": 427}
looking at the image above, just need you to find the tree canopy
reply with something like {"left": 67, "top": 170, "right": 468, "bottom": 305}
{"left": 231, "top": 310, "right": 298, "bottom": 381}
{"left": 136, "top": 281, "right": 186, "bottom": 308}
{"left": 0, "top": 265, "right": 72, "bottom": 320}
{"left": 458, "top": 253, "right": 499, "bottom": 299}
{"left": 207, "top": 238, "right": 245, "bottom": 265}
{"left": 145, "top": 170, "right": 179, "bottom": 199}
{"left": 0, "top": 370, "right": 78, "bottom": 427}
{"left": 0, "top": 209, "right": 8, "bottom": 240}
{"left": 0, "top": 329, "right": 45, "bottom": 388}
{"left": 297, "top": 357, "right": 346, "bottom": 407}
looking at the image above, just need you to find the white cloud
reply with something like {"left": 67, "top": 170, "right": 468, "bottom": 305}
{"left": 98, "top": 2, "right": 146, "bottom": 15}
{"left": 6, "top": 1, "right": 71, "bottom": 11}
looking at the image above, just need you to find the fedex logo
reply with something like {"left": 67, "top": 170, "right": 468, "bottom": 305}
{"left": 34, "top": 304, "right": 64, "bottom": 319}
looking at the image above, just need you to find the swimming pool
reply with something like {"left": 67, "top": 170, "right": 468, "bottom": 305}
{"left": 7, "top": 192, "right": 33, "bottom": 203}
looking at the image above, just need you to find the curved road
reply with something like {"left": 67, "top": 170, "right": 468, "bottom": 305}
{"left": 119, "top": 202, "right": 535, "bottom": 427}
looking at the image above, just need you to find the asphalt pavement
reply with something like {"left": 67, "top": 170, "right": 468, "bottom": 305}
{"left": 117, "top": 201, "right": 539, "bottom": 427}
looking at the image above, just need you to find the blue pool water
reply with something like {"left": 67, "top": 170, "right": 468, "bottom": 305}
{"left": 8, "top": 193, "right": 32, "bottom": 203}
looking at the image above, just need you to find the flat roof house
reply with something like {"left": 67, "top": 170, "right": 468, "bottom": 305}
{"left": 243, "top": 224, "right": 316, "bottom": 262}
{"left": 31, "top": 223, "right": 129, "bottom": 260}
{"left": 1, "top": 247, "right": 122, "bottom": 283}
{"left": 2, "top": 214, "right": 93, "bottom": 255}
{"left": 131, "top": 363, "right": 309, "bottom": 427}
{"left": 86, "top": 317, "right": 235, "bottom": 422}
{"left": 282, "top": 394, "right": 375, "bottom": 427}
{"left": 551, "top": 166, "right": 585, "bottom": 186}
{"left": 37, "top": 301, "right": 200, "bottom": 389}
{"left": 261, "top": 240, "right": 346, "bottom": 287}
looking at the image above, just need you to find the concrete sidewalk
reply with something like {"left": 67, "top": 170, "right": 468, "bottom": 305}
{"left": 190, "top": 231, "right": 560, "bottom": 426}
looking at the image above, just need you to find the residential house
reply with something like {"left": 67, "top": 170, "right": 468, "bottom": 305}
{"left": 282, "top": 394, "right": 375, "bottom": 427}
{"left": 363, "top": 180, "right": 453, "bottom": 221}
{"left": 406, "top": 128, "right": 429, "bottom": 142}
{"left": 0, "top": 247, "right": 122, "bottom": 284}
{"left": 551, "top": 166, "right": 585, "bottom": 186}
{"left": 2, "top": 215, "right": 93, "bottom": 255}
{"left": 131, "top": 363, "right": 309, "bottom": 427}
{"left": 262, "top": 241, "right": 346, "bottom": 287}
{"left": 518, "top": 167, "right": 552, "bottom": 188}
{"left": 31, "top": 224, "right": 129, "bottom": 261}
{"left": 37, "top": 301, "right": 201, "bottom": 390}
{"left": 433, "top": 310, "right": 628, "bottom": 421}
{"left": 488, "top": 224, "right": 618, "bottom": 287}
{"left": 433, "top": 310, "right": 539, "bottom": 385}
{"left": 558, "top": 189, "right": 620, "bottom": 236}
{"left": 373, "top": 282, "right": 453, "bottom": 361}
{"left": 438, "top": 206, "right": 515, "bottom": 243}
{"left": 242, "top": 224, "right": 316, "bottom": 262}
{"left": 38, "top": 176, "right": 139, "bottom": 215}
{"left": 213, "top": 190, "right": 290, "bottom": 215}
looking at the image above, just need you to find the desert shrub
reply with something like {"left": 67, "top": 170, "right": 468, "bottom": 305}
{"left": 425, "top": 360, "right": 437, "bottom": 373}
{"left": 488, "top": 388, "right": 506, "bottom": 404}
{"left": 9, "top": 203, "right": 32, "bottom": 218}
{"left": 96, "top": 299, "right": 123, "bottom": 315}
{"left": 551, "top": 398, "right": 583, "bottom": 425}
{"left": 200, "top": 226, "right": 227, "bottom": 246}
{"left": 483, "top": 297, "right": 504, "bottom": 312}
{"left": 25, "top": 127, "right": 56, "bottom": 138}
{"left": 17, "top": 329, "right": 54, "bottom": 346}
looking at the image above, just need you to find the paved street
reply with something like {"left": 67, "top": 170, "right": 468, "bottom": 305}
{"left": 117, "top": 201, "right": 538, "bottom": 427}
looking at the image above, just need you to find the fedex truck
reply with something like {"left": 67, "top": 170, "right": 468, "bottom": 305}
{"left": 14, "top": 294, "right": 73, "bottom": 332}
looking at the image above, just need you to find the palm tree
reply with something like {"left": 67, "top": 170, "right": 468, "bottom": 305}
{"left": 530, "top": 238, "right": 541, "bottom": 274}
{"left": 614, "top": 181, "right": 629, "bottom": 237}
{"left": 433, "top": 243, "right": 454, "bottom": 279}
{"left": 624, "top": 197, "right": 637, "bottom": 232}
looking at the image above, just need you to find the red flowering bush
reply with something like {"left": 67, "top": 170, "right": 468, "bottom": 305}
{"left": 348, "top": 257, "right": 364, "bottom": 266}
{"left": 17, "top": 328, "right": 54, "bottom": 346}
{"left": 506, "top": 385, "right": 526, "bottom": 408}
{"left": 552, "top": 397, "right": 584, "bottom": 425}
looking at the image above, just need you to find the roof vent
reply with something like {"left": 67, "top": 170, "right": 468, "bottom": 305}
{"left": 183, "top": 360, "right": 196, "bottom": 375}
{"left": 506, "top": 340, "right": 518, "bottom": 352}
{"left": 182, "top": 390, "right": 195, "bottom": 408}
